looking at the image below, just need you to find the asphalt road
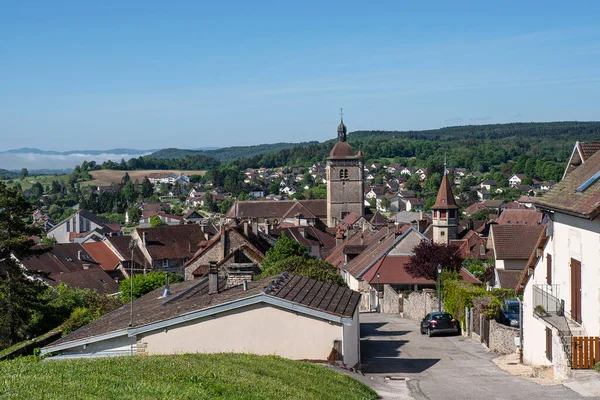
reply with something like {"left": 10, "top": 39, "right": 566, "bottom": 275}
{"left": 359, "top": 313, "right": 584, "bottom": 400}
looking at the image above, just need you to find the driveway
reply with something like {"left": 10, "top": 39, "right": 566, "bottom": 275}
{"left": 359, "top": 313, "right": 584, "bottom": 400}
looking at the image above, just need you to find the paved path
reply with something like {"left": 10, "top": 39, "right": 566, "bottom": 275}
{"left": 359, "top": 313, "right": 585, "bottom": 400}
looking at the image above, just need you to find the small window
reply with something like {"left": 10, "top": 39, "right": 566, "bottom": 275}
{"left": 440, "top": 231, "right": 445, "bottom": 236}
{"left": 66, "top": 257, "right": 73, "bottom": 262}
{"left": 99, "top": 279, "right": 107, "bottom": 285}
{"left": 66, "top": 221, "right": 70, "bottom": 232}
{"left": 344, "top": 169, "right": 349, "bottom": 179}
{"left": 162, "top": 259, "right": 169, "bottom": 268}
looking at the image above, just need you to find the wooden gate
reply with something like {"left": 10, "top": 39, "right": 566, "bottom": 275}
{"left": 572, "top": 337, "right": 600, "bottom": 369}
{"left": 481, "top": 317, "right": 490, "bottom": 347}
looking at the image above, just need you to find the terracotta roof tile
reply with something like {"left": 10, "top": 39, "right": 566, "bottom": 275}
{"left": 82, "top": 242, "right": 121, "bottom": 271}
{"left": 535, "top": 150, "right": 600, "bottom": 219}
{"left": 496, "top": 209, "right": 543, "bottom": 226}
{"left": 491, "top": 225, "right": 545, "bottom": 260}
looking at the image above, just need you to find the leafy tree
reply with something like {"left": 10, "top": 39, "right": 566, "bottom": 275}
{"left": 368, "top": 197, "right": 377, "bottom": 210}
{"left": 51, "top": 180, "right": 62, "bottom": 194}
{"left": 0, "top": 183, "right": 47, "bottom": 346}
{"left": 404, "top": 174, "right": 422, "bottom": 192}
{"left": 121, "top": 172, "right": 131, "bottom": 185}
{"left": 462, "top": 258, "right": 493, "bottom": 281}
{"left": 258, "top": 256, "right": 346, "bottom": 286}
{"left": 122, "top": 180, "right": 137, "bottom": 203}
{"left": 141, "top": 177, "right": 154, "bottom": 198}
{"left": 470, "top": 209, "right": 492, "bottom": 221}
{"left": 423, "top": 197, "right": 436, "bottom": 212}
{"left": 119, "top": 272, "right": 184, "bottom": 302}
{"left": 217, "top": 198, "right": 235, "bottom": 214}
{"left": 380, "top": 196, "right": 391, "bottom": 211}
{"left": 150, "top": 215, "right": 164, "bottom": 228}
{"left": 261, "top": 233, "right": 309, "bottom": 270}
{"left": 127, "top": 205, "right": 141, "bottom": 225}
{"left": 405, "top": 241, "right": 464, "bottom": 281}
{"left": 20, "top": 168, "right": 28, "bottom": 180}
{"left": 30, "top": 182, "right": 44, "bottom": 199}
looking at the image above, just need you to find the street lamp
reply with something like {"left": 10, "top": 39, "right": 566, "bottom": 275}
{"left": 376, "top": 272, "right": 381, "bottom": 313}
{"left": 437, "top": 264, "right": 442, "bottom": 312}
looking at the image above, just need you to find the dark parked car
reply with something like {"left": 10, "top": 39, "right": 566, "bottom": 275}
{"left": 498, "top": 300, "right": 520, "bottom": 328}
{"left": 420, "top": 312, "right": 459, "bottom": 337}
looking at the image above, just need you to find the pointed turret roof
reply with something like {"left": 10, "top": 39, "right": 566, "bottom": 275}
{"left": 432, "top": 174, "right": 458, "bottom": 210}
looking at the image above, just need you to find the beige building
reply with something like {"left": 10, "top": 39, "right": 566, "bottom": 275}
{"left": 327, "top": 118, "right": 364, "bottom": 228}
{"left": 41, "top": 272, "right": 361, "bottom": 367}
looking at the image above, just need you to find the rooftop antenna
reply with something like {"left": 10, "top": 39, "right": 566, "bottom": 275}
{"left": 127, "top": 239, "right": 136, "bottom": 327}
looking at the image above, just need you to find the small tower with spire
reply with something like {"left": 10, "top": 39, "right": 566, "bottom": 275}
{"left": 431, "top": 168, "right": 459, "bottom": 245}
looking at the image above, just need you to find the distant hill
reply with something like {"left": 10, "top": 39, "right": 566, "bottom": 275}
{"left": 0, "top": 169, "right": 19, "bottom": 180}
{"left": 149, "top": 141, "right": 320, "bottom": 161}
{"left": 0, "top": 147, "right": 152, "bottom": 156}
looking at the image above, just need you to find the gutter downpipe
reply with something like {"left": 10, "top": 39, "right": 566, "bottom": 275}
{"left": 518, "top": 296, "right": 523, "bottom": 363}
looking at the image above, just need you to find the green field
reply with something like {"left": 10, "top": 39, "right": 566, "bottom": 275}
{"left": 0, "top": 354, "right": 377, "bottom": 399}
{"left": 1, "top": 174, "right": 71, "bottom": 191}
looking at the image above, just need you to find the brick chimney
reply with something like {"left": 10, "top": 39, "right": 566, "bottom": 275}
{"left": 208, "top": 261, "right": 219, "bottom": 295}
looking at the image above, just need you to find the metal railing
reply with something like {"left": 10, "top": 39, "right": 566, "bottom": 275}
{"left": 533, "top": 284, "right": 572, "bottom": 364}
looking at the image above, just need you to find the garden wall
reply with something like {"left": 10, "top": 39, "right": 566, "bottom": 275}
{"left": 402, "top": 289, "right": 443, "bottom": 321}
{"left": 489, "top": 320, "right": 518, "bottom": 354}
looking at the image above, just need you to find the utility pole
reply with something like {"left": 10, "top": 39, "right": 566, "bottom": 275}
{"left": 437, "top": 264, "right": 442, "bottom": 312}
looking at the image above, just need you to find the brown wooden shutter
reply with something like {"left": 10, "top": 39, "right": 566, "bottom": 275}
{"left": 546, "top": 327, "right": 553, "bottom": 362}
{"left": 546, "top": 254, "right": 552, "bottom": 285}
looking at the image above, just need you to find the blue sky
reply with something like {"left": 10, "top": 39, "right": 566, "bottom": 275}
{"left": 1, "top": 1, "right": 600, "bottom": 151}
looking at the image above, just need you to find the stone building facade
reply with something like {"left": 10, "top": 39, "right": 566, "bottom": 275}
{"left": 326, "top": 119, "right": 364, "bottom": 228}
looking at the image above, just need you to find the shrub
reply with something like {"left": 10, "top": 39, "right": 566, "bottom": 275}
{"left": 62, "top": 307, "right": 94, "bottom": 335}
{"left": 120, "top": 272, "right": 184, "bottom": 302}
{"left": 258, "top": 256, "right": 346, "bottom": 287}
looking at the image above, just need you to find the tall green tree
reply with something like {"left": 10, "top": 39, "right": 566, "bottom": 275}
{"left": 0, "top": 183, "right": 47, "bottom": 346}
{"left": 141, "top": 177, "right": 154, "bottom": 198}
{"left": 261, "top": 233, "right": 309, "bottom": 270}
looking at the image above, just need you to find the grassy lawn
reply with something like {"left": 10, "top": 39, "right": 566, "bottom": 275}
{"left": 0, "top": 353, "right": 377, "bottom": 399}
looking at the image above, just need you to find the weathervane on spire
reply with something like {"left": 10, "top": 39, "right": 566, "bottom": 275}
{"left": 340, "top": 107, "right": 344, "bottom": 121}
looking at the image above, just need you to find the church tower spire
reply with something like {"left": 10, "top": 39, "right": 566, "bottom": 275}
{"left": 431, "top": 173, "right": 459, "bottom": 245}
{"left": 337, "top": 108, "right": 347, "bottom": 142}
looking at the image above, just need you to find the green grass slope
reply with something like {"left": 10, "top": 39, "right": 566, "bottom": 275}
{"left": 0, "top": 353, "right": 377, "bottom": 400}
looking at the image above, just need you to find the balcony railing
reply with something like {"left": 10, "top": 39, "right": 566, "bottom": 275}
{"left": 533, "top": 284, "right": 572, "bottom": 364}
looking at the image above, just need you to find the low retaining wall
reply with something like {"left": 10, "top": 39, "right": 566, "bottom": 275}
{"left": 489, "top": 320, "right": 518, "bottom": 355}
{"left": 382, "top": 285, "right": 401, "bottom": 314}
{"left": 402, "top": 289, "right": 443, "bottom": 321}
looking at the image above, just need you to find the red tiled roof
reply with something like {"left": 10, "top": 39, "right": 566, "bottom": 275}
{"left": 432, "top": 174, "right": 458, "bottom": 210}
{"left": 226, "top": 199, "right": 326, "bottom": 220}
{"left": 136, "top": 224, "right": 205, "bottom": 261}
{"left": 362, "top": 255, "right": 480, "bottom": 285}
{"left": 578, "top": 142, "right": 600, "bottom": 161}
{"left": 535, "top": 149, "right": 600, "bottom": 219}
{"left": 82, "top": 242, "right": 121, "bottom": 271}
{"left": 496, "top": 209, "right": 543, "bottom": 226}
{"left": 491, "top": 225, "right": 545, "bottom": 260}
{"left": 329, "top": 141, "right": 355, "bottom": 158}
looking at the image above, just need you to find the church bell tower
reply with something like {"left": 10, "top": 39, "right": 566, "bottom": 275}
{"left": 431, "top": 171, "right": 459, "bottom": 244}
{"left": 326, "top": 111, "right": 364, "bottom": 228}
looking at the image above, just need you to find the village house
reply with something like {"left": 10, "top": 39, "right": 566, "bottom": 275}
{"left": 487, "top": 224, "right": 545, "bottom": 288}
{"left": 40, "top": 272, "right": 361, "bottom": 366}
{"left": 130, "top": 224, "right": 207, "bottom": 273}
{"left": 19, "top": 243, "right": 119, "bottom": 294}
{"left": 183, "top": 222, "right": 270, "bottom": 280}
{"left": 518, "top": 147, "right": 600, "bottom": 379}
{"left": 508, "top": 174, "right": 527, "bottom": 187}
{"left": 46, "top": 210, "right": 118, "bottom": 244}
{"left": 139, "top": 211, "right": 182, "bottom": 228}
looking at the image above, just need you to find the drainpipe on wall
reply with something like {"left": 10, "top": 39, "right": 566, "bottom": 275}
{"left": 518, "top": 296, "right": 523, "bottom": 363}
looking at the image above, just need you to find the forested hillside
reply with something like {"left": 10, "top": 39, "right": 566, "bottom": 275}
{"left": 89, "top": 121, "right": 600, "bottom": 183}
{"left": 150, "top": 141, "right": 319, "bottom": 161}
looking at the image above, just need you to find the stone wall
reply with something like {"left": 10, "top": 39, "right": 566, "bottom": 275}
{"left": 489, "top": 320, "right": 518, "bottom": 354}
{"left": 402, "top": 289, "right": 443, "bottom": 321}
{"left": 471, "top": 297, "right": 492, "bottom": 336}
{"left": 382, "top": 284, "right": 401, "bottom": 314}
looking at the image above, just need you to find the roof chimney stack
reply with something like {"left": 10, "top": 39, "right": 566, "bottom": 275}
{"left": 208, "top": 261, "right": 219, "bottom": 295}
{"left": 142, "top": 231, "right": 148, "bottom": 247}
{"left": 161, "top": 272, "right": 171, "bottom": 297}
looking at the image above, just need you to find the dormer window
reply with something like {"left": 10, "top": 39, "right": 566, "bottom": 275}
{"left": 66, "top": 257, "right": 73, "bottom": 262}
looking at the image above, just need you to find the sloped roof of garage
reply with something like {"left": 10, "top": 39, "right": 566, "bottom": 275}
{"left": 42, "top": 273, "right": 359, "bottom": 353}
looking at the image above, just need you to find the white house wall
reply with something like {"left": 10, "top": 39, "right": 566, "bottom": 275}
{"left": 58, "top": 335, "right": 136, "bottom": 357}
{"left": 551, "top": 213, "right": 600, "bottom": 336}
{"left": 342, "top": 306, "right": 360, "bottom": 367}
{"left": 138, "top": 303, "right": 344, "bottom": 362}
